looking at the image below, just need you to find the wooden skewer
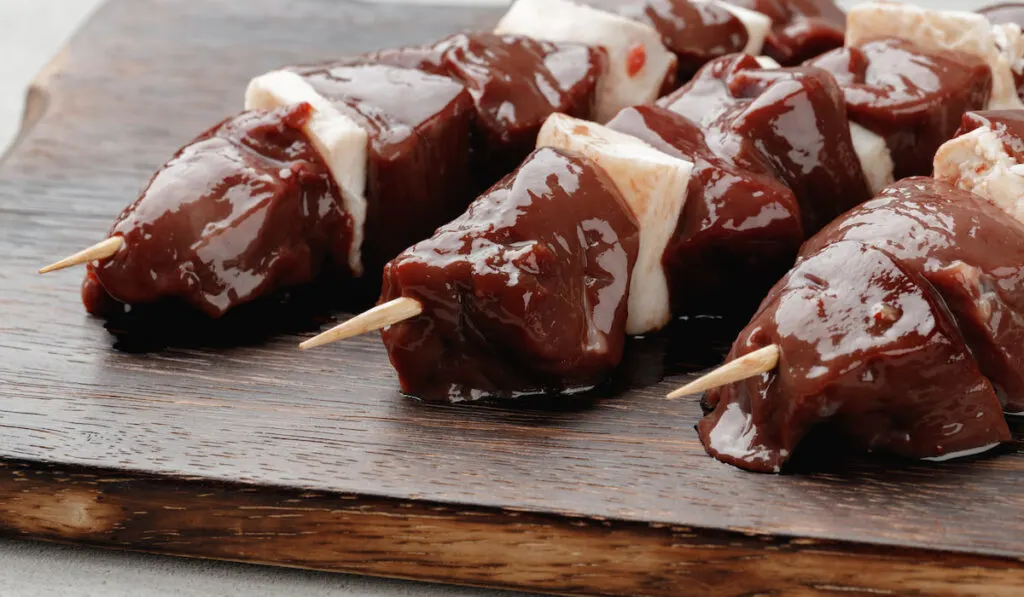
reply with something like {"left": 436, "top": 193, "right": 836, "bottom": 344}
{"left": 666, "top": 344, "right": 780, "bottom": 399}
{"left": 299, "top": 296, "right": 423, "bottom": 350}
{"left": 38, "top": 236, "right": 124, "bottom": 274}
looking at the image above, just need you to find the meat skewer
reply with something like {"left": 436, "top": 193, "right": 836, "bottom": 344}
{"left": 673, "top": 110, "right": 1024, "bottom": 400}
{"left": 44, "top": 0, "right": 850, "bottom": 324}
{"left": 668, "top": 109, "right": 1024, "bottom": 471}
{"left": 301, "top": 113, "right": 696, "bottom": 354}
{"left": 301, "top": 46, "right": 872, "bottom": 350}
{"left": 700, "top": 233, "right": 1014, "bottom": 472}
{"left": 42, "top": 1, "right": 1024, "bottom": 410}
{"left": 305, "top": 3, "right": 1024, "bottom": 400}
{"left": 38, "top": 33, "right": 607, "bottom": 325}
{"left": 376, "top": 146, "right": 646, "bottom": 400}
{"left": 665, "top": 2, "right": 1024, "bottom": 400}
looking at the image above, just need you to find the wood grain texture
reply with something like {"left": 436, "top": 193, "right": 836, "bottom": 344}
{"left": 2, "top": 460, "right": 1023, "bottom": 597}
{"left": 0, "top": 1, "right": 1022, "bottom": 595}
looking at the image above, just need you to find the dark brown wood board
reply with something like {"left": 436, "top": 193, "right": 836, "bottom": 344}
{"left": 1, "top": 1, "right": 1023, "bottom": 595}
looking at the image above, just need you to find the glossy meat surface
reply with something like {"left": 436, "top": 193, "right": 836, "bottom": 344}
{"left": 349, "top": 33, "right": 604, "bottom": 190}
{"left": 608, "top": 104, "right": 802, "bottom": 317}
{"left": 83, "top": 104, "right": 351, "bottom": 319}
{"left": 802, "top": 177, "right": 1024, "bottom": 414}
{"left": 661, "top": 54, "right": 869, "bottom": 235}
{"left": 723, "top": 0, "right": 845, "bottom": 65}
{"left": 379, "top": 148, "right": 639, "bottom": 402}
{"left": 586, "top": 0, "right": 748, "bottom": 81}
{"left": 700, "top": 241, "right": 1011, "bottom": 472}
{"left": 293, "top": 63, "right": 476, "bottom": 273}
{"left": 807, "top": 39, "right": 992, "bottom": 179}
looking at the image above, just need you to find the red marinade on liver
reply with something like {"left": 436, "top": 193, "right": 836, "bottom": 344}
{"left": 340, "top": 33, "right": 605, "bottom": 193}
{"left": 723, "top": 0, "right": 846, "bottom": 65}
{"left": 807, "top": 39, "right": 992, "bottom": 179}
{"left": 700, "top": 240, "right": 1010, "bottom": 473}
{"left": 608, "top": 104, "right": 803, "bottom": 318}
{"left": 802, "top": 177, "right": 1024, "bottom": 414}
{"left": 379, "top": 147, "right": 640, "bottom": 402}
{"left": 660, "top": 54, "right": 869, "bottom": 236}
{"left": 293, "top": 63, "right": 476, "bottom": 275}
{"left": 83, "top": 103, "right": 351, "bottom": 319}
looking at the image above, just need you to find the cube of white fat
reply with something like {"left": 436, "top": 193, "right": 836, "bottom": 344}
{"left": 712, "top": 1, "right": 771, "bottom": 56}
{"left": 934, "top": 125, "right": 1024, "bottom": 225}
{"left": 754, "top": 56, "right": 782, "bottom": 69}
{"left": 536, "top": 113, "right": 693, "bottom": 335}
{"left": 846, "top": 2, "right": 1024, "bottom": 110}
{"left": 495, "top": 0, "right": 675, "bottom": 123}
{"left": 849, "top": 122, "right": 895, "bottom": 195}
{"left": 245, "top": 70, "right": 369, "bottom": 276}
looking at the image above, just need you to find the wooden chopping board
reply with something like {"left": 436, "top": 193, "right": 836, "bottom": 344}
{"left": 1, "top": 1, "right": 1022, "bottom": 595}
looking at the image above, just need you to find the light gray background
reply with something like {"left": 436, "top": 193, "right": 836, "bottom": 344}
{"left": 0, "top": 0, "right": 986, "bottom": 594}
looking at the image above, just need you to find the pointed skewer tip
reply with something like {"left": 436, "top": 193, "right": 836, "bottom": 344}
{"left": 299, "top": 296, "right": 423, "bottom": 350}
{"left": 39, "top": 236, "right": 124, "bottom": 274}
{"left": 666, "top": 344, "right": 780, "bottom": 400}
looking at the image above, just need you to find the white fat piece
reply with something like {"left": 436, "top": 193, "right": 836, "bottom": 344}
{"left": 711, "top": 1, "right": 771, "bottom": 56}
{"left": 495, "top": 0, "right": 675, "bottom": 122}
{"left": 934, "top": 124, "right": 1024, "bottom": 225}
{"left": 536, "top": 113, "right": 693, "bottom": 335}
{"left": 245, "top": 70, "right": 369, "bottom": 276}
{"left": 849, "top": 122, "right": 895, "bottom": 195}
{"left": 754, "top": 56, "right": 782, "bottom": 69}
{"left": 846, "top": 2, "right": 1024, "bottom": 110}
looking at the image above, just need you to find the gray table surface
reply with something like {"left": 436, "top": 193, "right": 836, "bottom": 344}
{"left": 0, "top": 0, "right": 985, "bottom": 594}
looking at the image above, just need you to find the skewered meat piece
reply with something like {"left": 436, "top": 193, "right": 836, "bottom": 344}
{"left": 85, "top": 63, "right": 478, "bottom": 322}
{"left": 721, "top": 0, "right": 845, "bottom": 65}
{"left": 582, "top": 0, "right": 770, "bottom": 82}
{"left": 700, "top": 177, "right": 1024, "bottom": 472}
{"left": 801, "top": 177, "right": 1024, "bottom": 415}
{"left": 806, "top": 40, "right": 992, "bottom": 180}
{"left": 844, "top": 2, "right": 1024, "bottom": 111}
{"left": 660, "top": 53, "right": 870, "bottom": 235}
{"left": 341, "top": 33, "right": 604, "bottom": 192}
{"left": 248, "top": 64, "right": 475, "bottom": 276}
{"left": 535, "top": 115, "right": 693, "bottom": 335}
{"left": 700, "top": 240, "right": 1011, "bottom": 473}
{"left": 83, "top": 104, "right": 352, "bottom": 319}
{"left": 607, "top": 104, "right": 802, "bottom": 318}
{"left": 378, "top": 148, "right": 640, "bottom": 401}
